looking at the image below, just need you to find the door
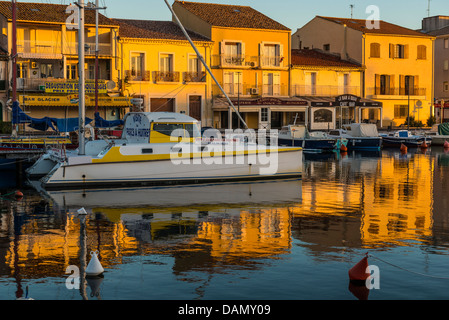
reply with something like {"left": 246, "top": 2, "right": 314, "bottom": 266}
{"left": 259, "top": 107, "right": 271, "bottom": 129}
{"left": 189, "top": 95, "right": 202, "bottom": 122}
{"left": 150, "top": 98, "right": 174, "bottom": 112}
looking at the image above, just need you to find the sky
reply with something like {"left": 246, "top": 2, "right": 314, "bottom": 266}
{"left": 14, "top": 0, "right": 449, "bottom": 31}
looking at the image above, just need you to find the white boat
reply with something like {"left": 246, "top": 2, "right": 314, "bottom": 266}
{"left": 26, "top": 112, "right": 302, "bottom": 189}
{"left": 328, "top": 123, "right": 382, "bottom": 151}
{"left": 278, "top": 125, "right": 338, "bottom": 152}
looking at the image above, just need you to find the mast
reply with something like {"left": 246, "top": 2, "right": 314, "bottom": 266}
{"left": 164, "top": 0, "right": 248, "bottom": 130}
{"left": 94, "top": 0, "right": 99, "bottom": 114}
{"left": 11, "top": 0, "right": 17, "bottom": 103}
{"left": 77, "top": 0, "right": 86, "bottom": 155}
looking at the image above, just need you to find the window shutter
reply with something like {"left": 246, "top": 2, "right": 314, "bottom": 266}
{"left": 404, "top": 45, "right": 409, "bottom": 59}
{"left": 375, "top": 74, "right": 380, "bottom": 94}
{"left": 414, "top": 75, "right": 419, "bottom": 94}
{"left": 389, "top": 75, "right": 395, "bottom": 95}
{"left": 389, "top": 44, "right": 394, "bottom": 58}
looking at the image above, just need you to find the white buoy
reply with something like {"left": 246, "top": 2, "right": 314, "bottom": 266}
{"left": 77, "top": 207, "right": 87, "bottom": 215}
{"left": 86, "top": 251, "right": 104, "bottom": 277}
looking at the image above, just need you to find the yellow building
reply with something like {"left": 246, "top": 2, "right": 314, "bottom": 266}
{"left": 293, "top": 16, "right": 435, "bottom": 128}
{"left": 290, "top": 48, "right": 384, "bottom": 130}
{"left": 0, "top": 1, "right": 128, "bottom": 130}
{"left": 173, "top": 1, "right": 301, "bottom": 130}
{"left": 114, "top": 18, "right": 213, "bottom": 125}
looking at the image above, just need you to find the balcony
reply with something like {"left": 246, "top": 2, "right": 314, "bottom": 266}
{"left": 366, "top": 87, "right": 427, "bottom": 98}
{"left": 211, "top": 55, "right": 259, "bottom": 68}
{"left": 213, "top": 83, "right": 289, "bottom": 97}
{"left": 125, "top": 70, "right": 151, "bottom": 82}
{"left": 16, "top": 78, "right": 65, "bottom": 91}
{"left": 152, "top": 71, "right": 180, "bottom": 83}
{"left": 259, "top": 56, "right": 286, "bottom": 68}
{"left": 183, "top": 71, "right": 206, "bottom": 83}
{"left": 292, "top": 85, "right": 361, "bottom": 97}
{"left": 64, "top": 42, "right": 113, "bottom": 56}
{"left": 17, "top": 40, "right": 63, "bottom": 59}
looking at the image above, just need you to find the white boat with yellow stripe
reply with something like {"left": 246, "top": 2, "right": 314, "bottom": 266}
{"left": 27, "top": 112, "right": 302, "bottom": 189}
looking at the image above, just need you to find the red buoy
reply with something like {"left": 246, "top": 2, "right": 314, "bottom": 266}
{"left": 444, "top": 141, "right": 449, "bottom": 149}
{"left": 15, "top": 190, "right": 23, "bottom": 199}
{"left": 420, "top": 141, "right": 428, "bottom": 149}
{"left": 348, "top": 256, "right": 370, "bottom": 282}
{"left": 340, "top": 144, "right": 348, "bottom": 152}
{"left": 400, "top": 143, "right": 407, "bottom": 153}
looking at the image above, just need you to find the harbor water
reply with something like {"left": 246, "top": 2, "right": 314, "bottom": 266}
{"left": 1, "top": 147, "right": 449, "bottom": 300}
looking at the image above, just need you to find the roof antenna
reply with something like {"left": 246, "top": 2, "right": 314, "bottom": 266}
{"left": 427, "top": 0, "right": 431, "bottom": 17}
{"left": 350, "top": 4, "right": 354, "bottom": 19}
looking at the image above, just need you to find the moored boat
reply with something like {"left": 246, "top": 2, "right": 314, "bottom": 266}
{"left": 428, "top": 123, "right": 449, "bottom": 146}
{"left": 380, "top": 130, "right": 430, "bottom": 148}
{"left": 328, "top": 123, "right": 382, "bottom": 151}
{"left": 27, "top": 112, "right": 302, "bottom": 189}
{"left": 278, "top": 125, "right": 337, "bottom": 152}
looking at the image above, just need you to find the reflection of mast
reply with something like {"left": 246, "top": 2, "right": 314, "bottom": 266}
{"left": 79, "top": 216, "right": 88, "bottom": 300}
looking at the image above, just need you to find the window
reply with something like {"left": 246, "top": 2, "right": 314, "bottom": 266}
{"left": 263, "top": 43, "right": 282, "bottom": 67}
{"left": 394, "top": 105, "right": 408, "bottom": 118}
{"left": 323, "top": 44, "right": 330, "bottom": 52}
{"left": 222, "top": 42, "right": 243, "bottom": 66}
{"left": 417, "top": 45, "right": 427, "bottom": 60}
{"left": 263, "top": 72, "right": 280, "bottom": 96}
{"left": 131, "top": 52, "right": 145, "bottom": 79}
{"left": 400, "top": 75, "right": 415, "bottom": 95}
{"left": 17, "top": 62, "right": 28, "bottom": 78}
{"left": 445, "top": 38, "right": 449, "bottom": 49}
{"left": 40, "top": 64, "right": 53, "bottom": 78}
{"left": 444, "top": 82, "right": 449, "bottom": 92}
{"left": 389, "top": 44, "right": 407, "bottom": 59}
{"left": 66, "top": 64, "right": 77, "bottom": 80}
{"left": 314, "top": 109, "right": 333, "bottom": 123}
{"left": 261, "top": 108, "right": 269, "bottom": 122}
{"left": 159, "top": 54, "right": 173, "bottom": 72}
{"left": 188, "top": 55, "right": 201, "bottom": 73}
{"left": 370, "top": 43, "right": 381, "bottom": 58}
{"left": 223, "top": 71, "right": 242, "bottom": 95}
{"left": 375, "top": 74, "right": 393, "bottom": 95}
{"left": 444, "top": 60, "right": 449, "bottom": 71}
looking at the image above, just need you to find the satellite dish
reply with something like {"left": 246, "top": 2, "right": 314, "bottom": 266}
{"left": 106, "top": 80, "right": 116, "bottom": 90}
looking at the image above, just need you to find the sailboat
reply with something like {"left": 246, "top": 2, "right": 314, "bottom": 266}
{"left": 26, "top": 0, "right": 302, "bottom": 189}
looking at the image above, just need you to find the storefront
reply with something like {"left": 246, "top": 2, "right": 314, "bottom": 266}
{"left": 212, "top": 97, "right": 309, "bottom": 130}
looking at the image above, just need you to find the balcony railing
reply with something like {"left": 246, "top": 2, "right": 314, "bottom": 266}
{"left": 64, "top": 42, "right": 112, "bottom": 56}
{"left": 152, "top": 71, "right": 180, "bottom": 83}
{"left": 15, "top": 78, "right": 114, "bottom": 91}
{"left": 125, "top": 70, "right": 151, "bottom": 82}
{"left": 259, "top": 56, "right": 286, "bottom": 68}
{"left": 213, "top": 83, "right": 289, "bottom": 97}
{"left": 292, "top": 85, "right": 361, "bottom": 97}
{"left": 211, "top": 55, "right": 259, "bottom": 68}
{"left": 366, "top": 87, "right": 427, "bottom": 97}
{"left": 183, "top": 71, "right": 206, "bottom": 83}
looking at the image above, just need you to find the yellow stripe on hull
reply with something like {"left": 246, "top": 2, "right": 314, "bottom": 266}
{"left": 92, "top": 146, "right": 302, "bottom": 164}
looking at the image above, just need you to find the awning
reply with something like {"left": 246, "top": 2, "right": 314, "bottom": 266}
{"left": 19, "top": 94, "right": 131, "bottom": 108}
{"left": 296, "top": 94, "right": 383, "bottom": 108}
{"left": 212, "top": 97, "right": 308, "bottom": 112}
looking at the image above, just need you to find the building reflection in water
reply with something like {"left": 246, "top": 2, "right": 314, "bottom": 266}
{"left": 0, "top": 150, "right": 448, "bottom": 298}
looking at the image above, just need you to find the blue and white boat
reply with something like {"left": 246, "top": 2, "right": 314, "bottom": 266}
{"left": 328, "top": 123, "right": 382, "bottom": 151}
{"left": 278, "top": 125, "right": 338, "bottom": 152}
{"left": 380, "top": 130, "right": 430, "bottom": 148}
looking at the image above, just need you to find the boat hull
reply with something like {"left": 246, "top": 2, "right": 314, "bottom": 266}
{"left": 345, "top": 137, "right": 383, "bottom": 151}
{"left": 40, "top": 148, "right": 303, "bottom": 189}
{"left": 429, "top": 135, "right": 449, "bottom": 146}
{"left": 382, "top": 136, "right": 429, "bottom": 148}
{"left": 278, "top": 137, "right": 336, "bottom": 152}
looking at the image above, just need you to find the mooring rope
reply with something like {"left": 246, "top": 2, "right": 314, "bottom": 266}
{"left": 368, "top": 253, "right": 449, "bottom": 280}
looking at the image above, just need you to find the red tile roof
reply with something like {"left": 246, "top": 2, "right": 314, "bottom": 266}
{"left": 291, "top": 49, "right": 363, "bottom": 69}
{"left": 318, "top": 16, "right": 430, "bottom": 37}
{"left": 114, "top": 18, "right": 211, "bottom": 42}
{"left": 0, "top": 1, "right": 117, "bottom": 26}
{"left": 174, "top": 1, "right": 290, "bottom": 31}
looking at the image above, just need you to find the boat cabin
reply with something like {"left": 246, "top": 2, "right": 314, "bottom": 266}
{"left": 122, "top": 112, "right": 201, "bottom": 144}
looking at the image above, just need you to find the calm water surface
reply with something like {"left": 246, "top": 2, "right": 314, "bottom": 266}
{"left": 1, "top": 147, "right": 449, "bottom": 300}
